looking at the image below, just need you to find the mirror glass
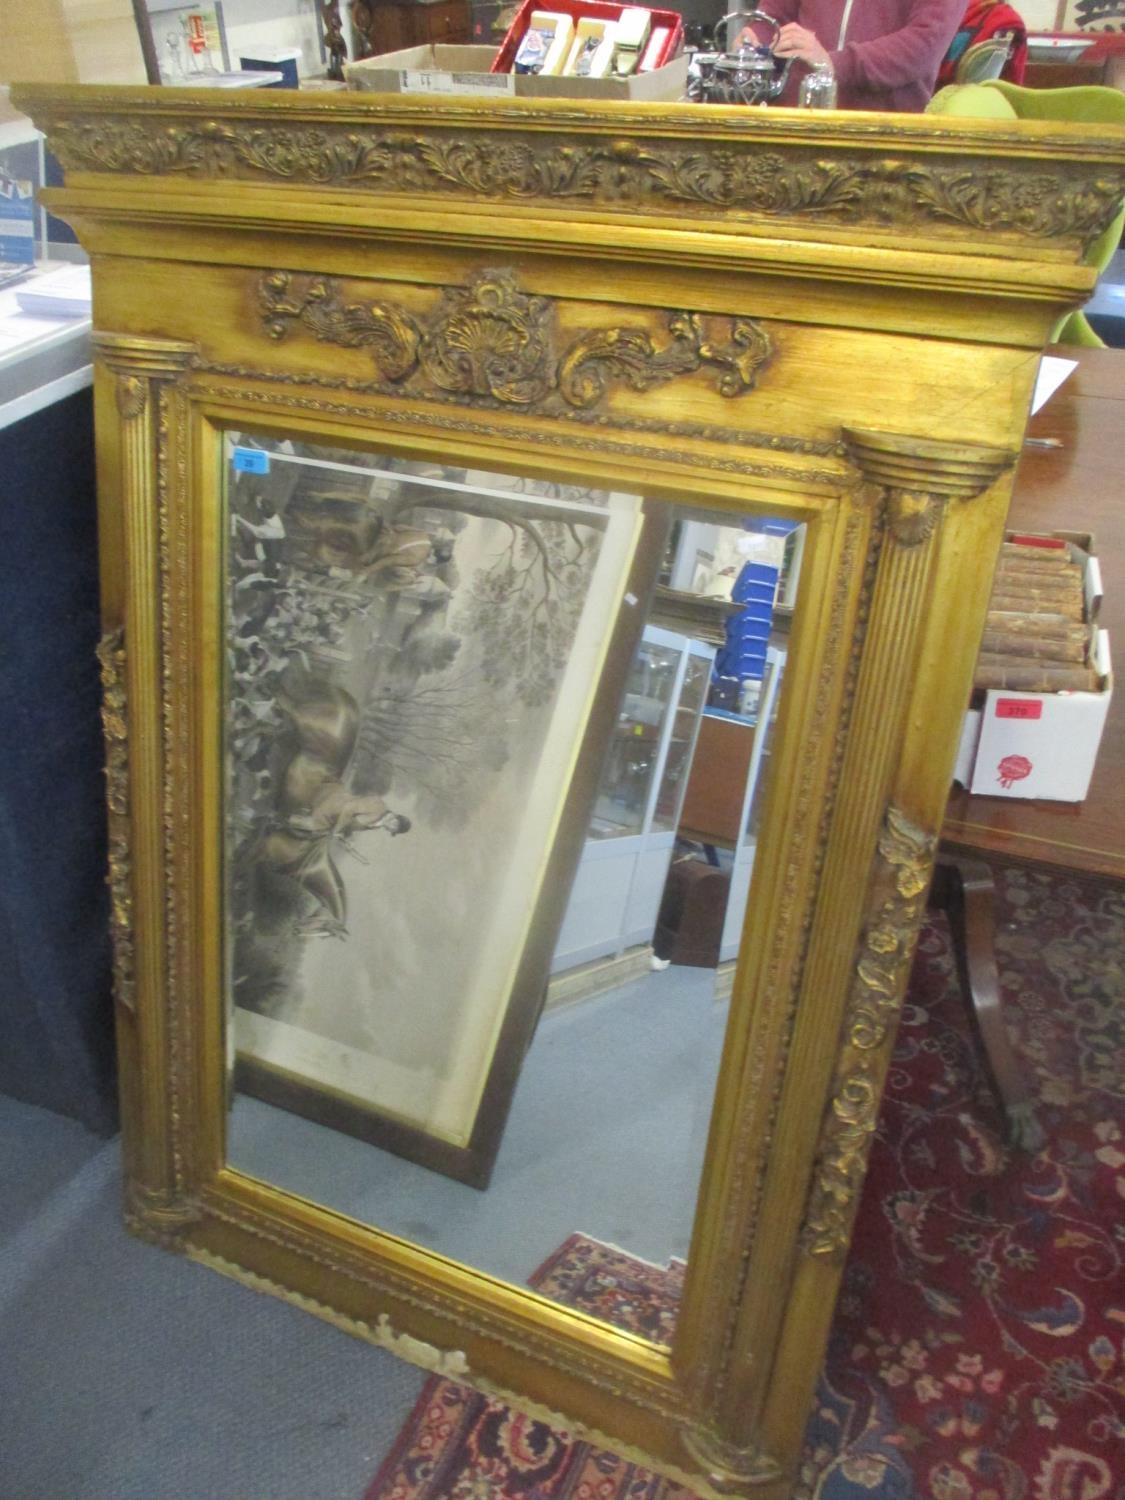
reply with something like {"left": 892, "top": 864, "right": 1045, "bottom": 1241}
{"left": 223, "top": 431, "right": 804, "bottom": 1346}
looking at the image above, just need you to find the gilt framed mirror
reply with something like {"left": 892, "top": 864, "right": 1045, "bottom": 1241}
{"left": 14, "top": 81, "right": 1124, "bottom": 1498}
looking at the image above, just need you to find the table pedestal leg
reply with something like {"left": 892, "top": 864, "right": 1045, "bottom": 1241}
{"left": 930, "top": 857, "right": 1045, "bottom": 1152}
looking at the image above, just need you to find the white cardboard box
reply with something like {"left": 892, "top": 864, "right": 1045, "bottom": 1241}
{"left": 345, "top": 43, "right": 688, "bottom": 100}
{"left": 954, "top": 533, "right": 1113, "bottom": 803}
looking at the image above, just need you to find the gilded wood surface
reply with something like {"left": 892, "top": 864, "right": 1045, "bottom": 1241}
{"left": 26, "top": 80, "right": 1122, "bottom": 1500}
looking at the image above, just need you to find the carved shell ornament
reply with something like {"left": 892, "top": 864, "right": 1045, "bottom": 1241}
{"left": 258, "top": 268, "right": 775, "bottom": 412}
{"left": 420, "top": 275, "right": 555, "bottom": 406}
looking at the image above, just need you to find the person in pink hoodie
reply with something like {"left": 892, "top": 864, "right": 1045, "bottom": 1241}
{"left": 747, "top": 0, "right": 966, "bottom": 111}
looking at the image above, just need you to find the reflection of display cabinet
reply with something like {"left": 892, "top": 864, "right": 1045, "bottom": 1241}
{"left": 719, "top": 644, "right": 786, "bottom": 962}
{"left": 553, "top": 625, "right": 713, "bottom": 971}
{"left": 351, "top": 0, "right": 472, "bottom": 56}
{"left": 0, "top": 123, "right": 46, "bottom": 277}
{"left": 136, "top": 0, "right": 337, "bottom": 85}
{"left": 673, "top": 643, "right": 786, "bottom": 964}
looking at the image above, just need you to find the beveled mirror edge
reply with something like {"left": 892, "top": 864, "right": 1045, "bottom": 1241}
{"left": 40, "top": 82, "right": 1109, "bottom": 1496}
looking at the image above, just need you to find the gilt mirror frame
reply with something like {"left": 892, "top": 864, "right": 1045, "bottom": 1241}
{"left": 14, "top": 82, "right": 1125, "bottom": 1499}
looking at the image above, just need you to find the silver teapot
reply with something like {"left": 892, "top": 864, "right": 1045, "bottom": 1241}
{"left": 686, "top": 10, "right": 793, "bottom": 106}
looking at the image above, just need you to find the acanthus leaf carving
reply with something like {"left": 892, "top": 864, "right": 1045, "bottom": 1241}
{"left": 260, "top": 270, "right": 420, "bottom": 378}
{"left": 96, "top": 626, "right": 135, "bottom": 1014}
{"left": 558, "top": 311, "right": 772, "bottom": 408}
{"left": 258, "top": 268, "right": 774, "bottom": 412}
{"left": 801, "top": 804, "right": 936, "bottom": 1259}
{"left": 44, "top": 117, "right": 1125, "bottom": 250}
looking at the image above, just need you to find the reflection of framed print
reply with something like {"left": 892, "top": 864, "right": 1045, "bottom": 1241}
{"left": 140, "top": 0, "right": 232, "bottom": 82}
{"left": 1057, "top": 0, "right": 1125, "bottom": 30}
{"left": 227, "top": 437, "right": 657, "bottom": 1185}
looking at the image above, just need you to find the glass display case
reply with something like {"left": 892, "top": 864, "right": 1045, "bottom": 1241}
{"left": 0, "top": 105, "right": 91, "bottom": 433}
{"left": 553, "top": 624, "right": 714, "bottom": 972}
{"left": 137, "top": 0, "right": 336, "bottom": 86}
{"left": 0, "top": 126, "right": 45, "bottom": 285}
{"left": 719, "top": 643, "right": 787, "bottom": 962}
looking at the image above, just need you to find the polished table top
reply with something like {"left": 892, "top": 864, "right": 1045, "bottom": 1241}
{"left": 942, "top": 347, "right": 1125, "bottom": 881}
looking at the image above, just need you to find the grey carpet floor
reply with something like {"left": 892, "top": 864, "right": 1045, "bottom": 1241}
{"left": 0, "top": 1096, "right": 425, "bottom": 1500}
{"left": 1, "top": 967, "right": 727, "bottom": 1499}
{"left": 231, "top": 964, "right": 728, "bottom": 1287}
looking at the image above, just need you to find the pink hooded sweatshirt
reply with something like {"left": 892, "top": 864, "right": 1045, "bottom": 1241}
{"left": 760, "top": 0, "right": 965, "bottom": 112}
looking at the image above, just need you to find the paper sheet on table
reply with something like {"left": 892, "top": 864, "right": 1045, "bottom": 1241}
{"left": 1031, "top": 354, "right": 1078, "bottom": 415}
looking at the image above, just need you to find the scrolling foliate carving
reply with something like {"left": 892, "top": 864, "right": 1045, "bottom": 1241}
{"left": 801, "top": 806, "right": 936, "bottom": 1260}
{"left": 45, "top": 117, "right": 1123, "bottom": 247}
{"left": 260, "top": 271, "right": 420, "bottom": 377}
{"left": 259, "top": 269, "right": 773, "bottom": 411}
{"left": 96, "top": 627, "right": 135, "bottom": 1014}
{"left": 559, "top": 313, "right": 772, "bottom": 405}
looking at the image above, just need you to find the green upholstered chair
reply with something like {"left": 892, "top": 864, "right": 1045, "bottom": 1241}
{"left": 927, "top": 81, "right": 1125, "bottom": 345}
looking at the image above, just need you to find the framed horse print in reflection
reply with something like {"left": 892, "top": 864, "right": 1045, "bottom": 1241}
{"left": 224, "top": 430, "right": 653, "bottom": 1185}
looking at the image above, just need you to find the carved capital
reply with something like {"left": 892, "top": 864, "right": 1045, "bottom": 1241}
{"left": 681, "top": 1423, "right": 784, "bottom": 1490}
{"left": 94, "top": 333, "right": 198, "bottom": 373}
{"left": 801, "top": 805, "right": 936, "bottom": 1260}
{"left": 842, "top": 428, "right": 1016, "bottom": 547}
{"left": 96, "top": 626, "right": 134, "bottom": 1014}
{"left": 97, "top": 336, "right": 196, "bottom": 431}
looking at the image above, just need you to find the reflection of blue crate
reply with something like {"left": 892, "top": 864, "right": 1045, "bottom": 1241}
{"left": 0, "top": 180, "right": 35, "bottom": 266}
{"left": 732, "top": 562, "right": 779, "bottom": 600}
{"left": 712, "top": 558, "right": 780, "bottom": 687}
{"left": 734, "top": 625, "right": 771, "bottom": 648}
{"left": 716, "top": 643, "right": 767, "bottom": 672}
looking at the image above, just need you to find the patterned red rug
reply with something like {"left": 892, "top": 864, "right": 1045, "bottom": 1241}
{"left": 363, "top": 867, "right": 1125, "bottom": 1500}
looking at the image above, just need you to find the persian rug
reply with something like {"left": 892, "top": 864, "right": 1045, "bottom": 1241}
{"left": 363, "top": 866, "right": 1125, "bottom": 1500}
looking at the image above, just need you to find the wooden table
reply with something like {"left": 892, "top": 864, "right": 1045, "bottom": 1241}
{"left": 937, "top": 347, "right": 1124, "bottom": 1149}
{"left": 943, "top": 347, "right": 1125, "bottom": 881}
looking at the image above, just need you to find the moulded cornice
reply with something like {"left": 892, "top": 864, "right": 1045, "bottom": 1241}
{"left": 13, "top": 84, "right": 1125, "bottom": 275}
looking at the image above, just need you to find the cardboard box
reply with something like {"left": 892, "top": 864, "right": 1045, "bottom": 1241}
{"left": 953, "top": 532, "right": 1113, "bottom": 803}
{"left": 345, "top": 42, "right": 687, "bottom": 99}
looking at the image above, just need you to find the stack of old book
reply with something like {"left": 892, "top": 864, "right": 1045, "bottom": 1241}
{"left": 975, "top": 539, "right": 1099, "bottom": 693}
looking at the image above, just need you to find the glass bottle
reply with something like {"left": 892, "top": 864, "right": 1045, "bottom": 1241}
{"left": 799, "top": 60, "right": 837, "bottom": 108}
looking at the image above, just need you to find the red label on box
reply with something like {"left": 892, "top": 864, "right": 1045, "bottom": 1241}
{"left": 1008, "top": 533, "right": 1066, "bottom": 550}
{"left": 995, "top": 698, "right": 1044, "bottom": 720}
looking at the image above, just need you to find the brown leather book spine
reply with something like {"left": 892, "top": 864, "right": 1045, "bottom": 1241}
{"left": 1001, "top": 540, "right": 1074, "bottom": 562}
{"left": 973, "top": 655, "right": 1099, "bottom": 692}
{"left": 988, "top": 593, "right": 1085, "bottom": 621}
{"left": 979, "top": 628, "right": 1088, "bottom": 663}
{"left": 993, "top": 565, "right": 1084, "bottom": 597}
{"left": 984, "top": 609, "right": 1081, "bottom": 637}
